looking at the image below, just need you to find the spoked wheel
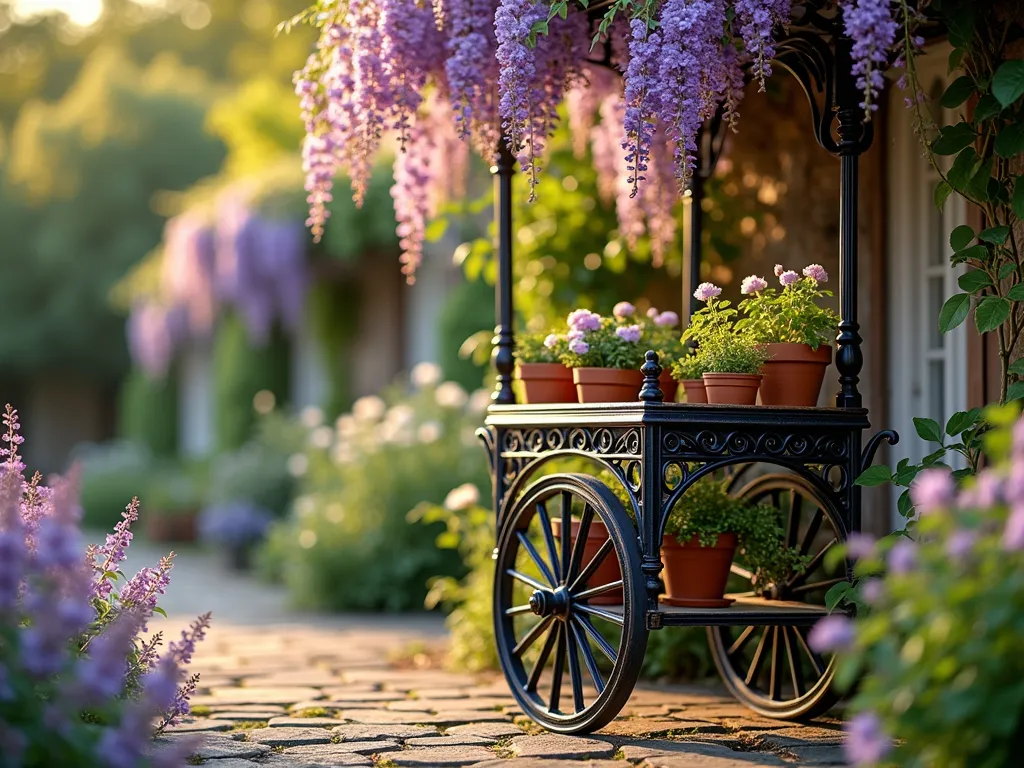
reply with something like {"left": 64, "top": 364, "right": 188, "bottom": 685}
{"left": 709, "top": 472, "right": 849, "bottom": 719}
{"left": 493, "top": 473, "right": 648, "bottom": 734}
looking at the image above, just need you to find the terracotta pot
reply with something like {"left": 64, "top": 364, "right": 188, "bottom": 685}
{"left": 145, "top": 511, "right": 198, "bottom": 543}
{"left": 659, "top": 370, "right": 679, "bottom": 403}
{"left": 516, "top": 362, "right": 577, "bottom": 404}
{"left": 551, "top": 518, "right": 623, "bottom": 605}
{"left": 681, "top": 379, "right": 708, "bottom": 404}
{"left": 660, "top": 533, "right": 738, "bottom": 608}
{"left": 758, "top": 343, "right": 832, "bottom": 407}
{"left": 702, "top": 373, "right": 763, "bottom": 406}
{"left": 573, "top": 367, "right": 644, "bottom": 403}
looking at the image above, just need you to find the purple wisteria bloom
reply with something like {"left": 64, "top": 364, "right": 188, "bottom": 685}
{"left": 802, "top": 263, "right": 829, "bottom": 282}
{"left": 843, "top": 0, "right": 899, "bottom": 113}
{"left": 740, "top": 275, "right": 768, "bottom": 295}
{"left": 910, "top": 469, "right": 954, "bottom": 515}
{"left": 694, "top": 282, "right": 722, "bottom": 302}
{"left": 887, "top": 539, "right": 917, "bottom": 574}
{"left": 622, "top": 18, "right": 662, "bottom": 196}
{"left": 733, "top": 0, "right": 792, "bottom": 89}
{"left": 808, "top": 615, "right": 855, "bottom": 653}
{"left": 615, "top": 324, "right": 642, "bottom": 343}
{"left": 844, "top": 711, "right": 892, "bottom": 766}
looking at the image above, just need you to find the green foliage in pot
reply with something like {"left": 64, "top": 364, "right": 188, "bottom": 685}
{"left": 516, "top": 331, "right": 568, "bottom": 364}
{"left": 670, "top": 349, "right": 708, "bottom": 381}
{"left": 559, "top": 312, "right": 646, "bottom": 370}
{"left": 696, "top": 330, "right": 768, "bottom": 376}
{"left": 736, "top": 266, "right": 838, "bottom": 349}
{"left": 666, "top": 476, "right": 806, "bottom": 586}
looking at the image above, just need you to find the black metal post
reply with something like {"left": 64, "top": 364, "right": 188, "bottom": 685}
{"left": 492, "top": 140, "right": 516, "bottom": 405}
{"left": 833, "top": 30, "right": 867, "bottom": 410}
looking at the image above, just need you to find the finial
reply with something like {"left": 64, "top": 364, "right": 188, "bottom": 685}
{"left": 639, "top": 350, "right": 664, "bottom": 402}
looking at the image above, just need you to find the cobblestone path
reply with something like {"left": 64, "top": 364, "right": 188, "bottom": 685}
{"left": 162, "top": 621, "right": 848, "bottom": 767}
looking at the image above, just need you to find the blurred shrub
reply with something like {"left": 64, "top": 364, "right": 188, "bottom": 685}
{"left": 437, "top": 277, "right": 493, "bottom": 392}
{"left": 75, "top": 440, "right": 153, "bottom": 531}
{"left": 144, "top": 459, "right": 208, "bottom": 516}
{"left": 259, "top": 365, "right": 492, "bottom": 611}
{"left": 213, "top": 312, "right": 291, "bottom": 451}
{"left": 117, "top": 366, "right": 178, "bottom": 456}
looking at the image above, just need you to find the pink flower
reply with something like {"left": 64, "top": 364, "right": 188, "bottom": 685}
{"left": 861, "top": 578, "right": 884, "bottom": 604}
{"left": 1004, "top": 504, "right": 1024, "bottom": 551}
{"left": 1013, "top": 418, "right": 1024, "bottom": 458}
{"left": 615, "top": 325, "right": 642, "bottom": 343}
{"left": 567, "top": 309, "right": 601, "bottom": 332}
{"left": 646, "top": 307, "right": 660, "bottom": 319}
{"left": 654, "top": 311, "right": 679, "bottom": 328}
{"left": 740, "top": 275, "right": 768, "bottom": 295}
{"left": 887, "top": 539, "right": 917, "bottom": 574}
{"left": 845, "top": 532, "right": 876, "bottom": 560}
{"left": 803, "top": 264, "right": 828, "bottom": 282}
{"left": 568, "top": 338, "right": 589, "bottom": 355}
{"left": 693, "top": 282, "right": 722, "bottom": 302}
{"left": 543, "top": 334, "right": 560, "bottom": 349}
{"left": 845, "top": 712, "right": 892, "bottom": 767}
{"left": 910, "top": 469, "right": 954, "bottom": 515}
{"left": 779, "top": 270, "right": 800, "bottom": 287}
{"left": 808, "top": 615, "right": 854, "bottom": 653}
{"left": 773, "top": 264, "right": 784, "bottom": 277}
{"left": 613, "top": 301, "right": 636, "bottom": 319}
{"left": 946, "top": 529, "right": 977, "bottom": 560}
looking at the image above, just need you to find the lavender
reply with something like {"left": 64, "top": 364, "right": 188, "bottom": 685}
{"left": 844, "top": 711, "right": 892, "bottom": 766}
{"left": 808, "top": 614, "right": 855, "bottom": 653}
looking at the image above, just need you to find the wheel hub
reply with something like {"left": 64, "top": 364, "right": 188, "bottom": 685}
{"left": 529, "top": 586, "right": 570, "bottom": 618}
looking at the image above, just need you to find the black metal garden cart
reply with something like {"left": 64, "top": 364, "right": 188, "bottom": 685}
{"left": 478, "top": 5, "right": 899, "bottom": 735}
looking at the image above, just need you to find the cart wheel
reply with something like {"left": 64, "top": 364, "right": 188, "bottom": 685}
{"left": 708, "top": 473, "right": 848, "bottom": 720}
{"left": 494, "top": 473, "right": 648, "bottom": 734}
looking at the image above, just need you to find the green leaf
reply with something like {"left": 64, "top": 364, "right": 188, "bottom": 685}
{"left": 980, "top": 226, "right": 1011, "bottom": 245}
{"left": 974, "top": 94, "right": 1003, "bottom": 121}
{"left": 965, "top": 156, "right": 994, "bottom": 202}
{"left": 993, "top": 60, "right": 1024, "bottom": 107}
{"left": 932, "top": 123, "right": 976, "bottom": 155}
{"left": 897, "top": 489, "right": 914, "bottom": 518}
{"left": 855, "top": 464, "right": 892, "bottom": 487}
{"left": 914, "top": 417, "right": 944, "bottom": 443}
{"left": 958, "top": 269, "right": 992, "bottom": 293}
{"left": 995, "top": 123, "right": 1024, "bottom": 158}
{"left": 949, "top": 46, "right": 967, "bottom": 74}
{"left": 1008, "top": 381, "right": 1024, "bottom": 402}
{"left": 950, "top": 224, "right": 976, "bottom": 251}
{"left": 947, "top": 147, "right": 979, "bottom": 193}
{"left": 424, "top": 218, "right": 449, "bottom": 243}
{"left": 894, "top": 463, "right": 921, "bottom": 486}
{"left": 953, "top": 244, "right": 989, "bottom": 265}
{"left": 825, "top": 581, "right": 852, "bottom": 612}
{"left": 939, "top": 293, "right": 971, "bottom": 333}
{"left": 1009, "top": 359, "right": 1024, "bottom": 376}
{"left": 1014, "top": 178, "right": 1024, "bottom": 220}
{"left": 153, "top": 606, "right": 168, "bottom": 618}
{"left": 1006, "top": 283, "right": 1024, "bottom": 301}
{"left": 922, "top": 448, "right": 948, "bottom": 465}
{"left": 102, "top": 571, "right": 120, "bottom": 582}
{"left": 946, "top": 408, "right": 981, "bottom": 436}
{"left": 975, "top": 295, "right": 1011, "bottom": 333}
{"left": 944, "top": 4, "right": 975, "bottom": 49}
{"left": 934, "top": 180, "right": 953, "bottom": 210}
{"left": 1000, "top": 262, "right": 1017, "bottom": 280}
{"left": 941, "top": 76, "right": 976, "bottom": 108}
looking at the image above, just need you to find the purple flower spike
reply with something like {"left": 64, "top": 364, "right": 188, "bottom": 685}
{"left": 694, "top": 282, "right": 722, "bottom": 302}
{"left": 807, "top": 615, "right": 855, "bottom": 653}
{"left": 613, "top": 301, "right": 636, "bottom": 319}
{"left": 779, "top": 270, "right": 800, "bottom": 287}
{"left": 910, "top": 469, "right": 954, "bottom": 515}
{"left": 802, "top": 264, "right": 828, "bottom": 282}
{"left": 887, "top": 539, "right": 917, "bottom": 574}
{"left": 740, "top": 275, "right": 768, "bottom": 295}
{"left": 844, "top": 711, "right": 892, "bottom": 767}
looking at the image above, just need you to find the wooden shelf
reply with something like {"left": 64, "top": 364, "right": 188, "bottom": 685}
{"left": 591, "top": 596, "right": 828, "bottom": 629}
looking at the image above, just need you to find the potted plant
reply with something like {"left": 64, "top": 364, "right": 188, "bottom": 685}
{"left": 514, "top": 332, "right": 576, "bottom": 403}
{"left": 670, "top": 348, "right": 708, "bottom": 404}
{"left": 143, "top": 463, "right": 206, "bottom": 543}
{"left": 644, "top": 307, "right": 684, "bottom": 402}
{"left": 737, "top": 265, "right": 838, "bottom": 407}
{"left": 198, "top": 501, "right": 274, "bottom": 571}
{"left": 661, "top": 477, "right": 806, "bottom": 607}
{"left": 560, "top": 306, "right": 645, "bottom": 403}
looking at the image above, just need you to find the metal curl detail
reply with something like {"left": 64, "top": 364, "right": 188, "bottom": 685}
{"left": 861, "top": 430, "right": 899, "bottom": 474}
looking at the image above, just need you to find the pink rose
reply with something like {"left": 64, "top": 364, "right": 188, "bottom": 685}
{"left": 740, "top": 275, "right": 768, "bottom": 295}
{"left": 693, "top": 282, "right": 722, "bottom": 302}
{"left": 779, "top": 270, "right": 800, "bottom": 287}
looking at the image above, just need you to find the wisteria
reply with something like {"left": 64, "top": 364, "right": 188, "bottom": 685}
{"left": 0, "top": 404, "right": 209, "bottom": 765}
{"left": 292, "top": 0, "right": 908, "bottom": 277}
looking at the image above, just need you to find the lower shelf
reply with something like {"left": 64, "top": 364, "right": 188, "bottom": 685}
{"left": 591, "top": 595, "right": 829, "bottom": 628}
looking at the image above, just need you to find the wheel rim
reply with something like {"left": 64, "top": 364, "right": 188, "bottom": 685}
{"left": 709, "top": 472, "right": 847, "bottom": 718}
{"left": 494, "top": 474, "right": 646, "bottom": 732}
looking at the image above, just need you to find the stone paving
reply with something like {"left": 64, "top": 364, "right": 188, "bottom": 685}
{"left": 135, "top": 540, "right": 848, "bottom": 767}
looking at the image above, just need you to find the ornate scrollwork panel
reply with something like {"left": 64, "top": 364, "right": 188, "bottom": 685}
{"left": 661, "top": 428, "right": 849, "bottom": 464}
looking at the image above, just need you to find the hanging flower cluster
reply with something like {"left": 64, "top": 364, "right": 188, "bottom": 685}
{"left": 128, "top": 201, "right": 308, "bottom": 379}
{"left": 293, "top": 0, "right": 910, "bottom": 279}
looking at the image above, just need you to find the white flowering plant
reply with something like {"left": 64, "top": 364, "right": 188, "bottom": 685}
{"left": 558, "top": 307, "right": 647, "bottom": 370}
{"left": 809, "top": 406, "right": 1024, "bottom": 768}
{"left": 736, "top": 265, "right": 839, "bottom": 350}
